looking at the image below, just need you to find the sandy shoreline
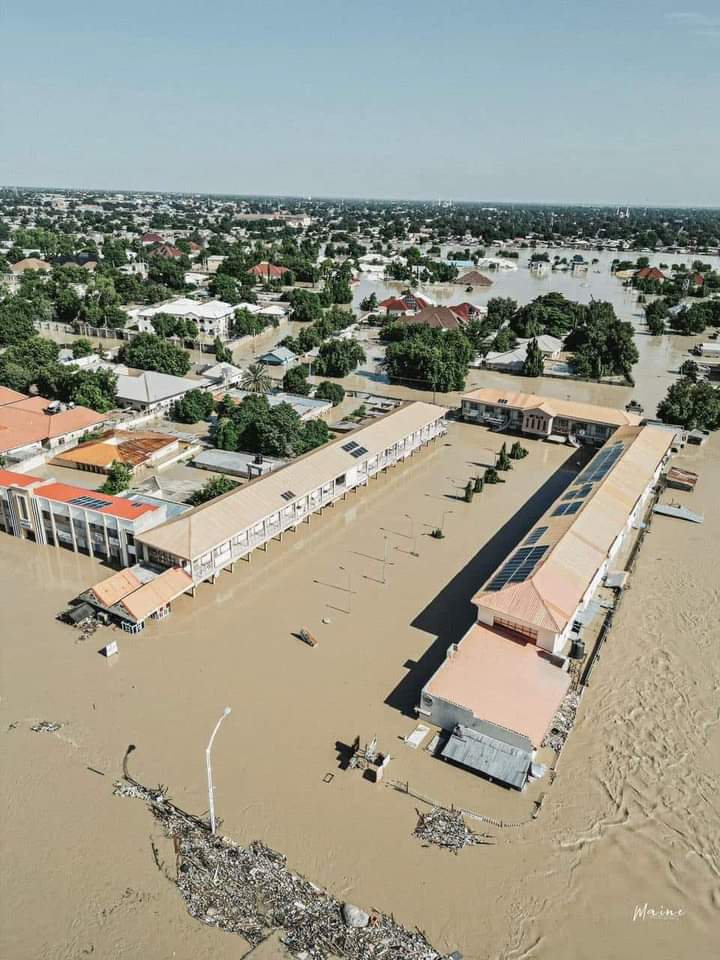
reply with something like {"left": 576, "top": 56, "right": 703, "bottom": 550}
{"left": 1, "top": 422, "right": 718, "bottom": 960}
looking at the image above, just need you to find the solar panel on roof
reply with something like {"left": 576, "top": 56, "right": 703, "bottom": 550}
{"left": 350, "top": 446, "right": 368, "bottom": 458}
{"left": 280, "top": 490, "right": 296, "bottom": 501}
{"left": 69, "top": 496, "right": 113, "bottom": 509}
{"left": 552, "top": 500, "right": 584, "bottom": 517}
{"left": 524, "top": 526, "right": 548, "bottom": 546}
{"left": 486, "top": 545, "right": 548, "bottom": 591}
{"left": 342, "top": 441, "right": 359, "bottom": 452}
{"left": 562, "top": 483, "right": 593, "bottom": 502}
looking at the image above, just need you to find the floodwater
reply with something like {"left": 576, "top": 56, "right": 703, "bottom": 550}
{"left": 350, "top": 247, "right": 720, "bottom": 416}
{"left": 1, "top": 421, "right": 718, "bottom": 960}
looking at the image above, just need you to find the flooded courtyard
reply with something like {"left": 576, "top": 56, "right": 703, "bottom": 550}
{"left": 1, "top": 420, "right": 718, "bottom": 960}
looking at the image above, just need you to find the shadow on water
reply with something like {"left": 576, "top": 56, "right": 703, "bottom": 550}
{"left": 384, "top": 446, "right": 592, "bottom": 717}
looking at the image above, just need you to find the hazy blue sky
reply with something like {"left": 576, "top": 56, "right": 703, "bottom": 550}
{"left": 2, "top": 1, "right": 719, "bottom": 205}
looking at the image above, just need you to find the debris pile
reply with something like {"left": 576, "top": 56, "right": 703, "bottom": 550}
{"left": 114, "top": 774, "right": 451, "bottom": 959}
{"left": 543, "top": 690, "right": 582, "bottom": 754}
{"left": 413, "top": 806, "right": 492, "bottom": 854}
{"left": 31, "top": 721, "right": 63, "bottom": 733}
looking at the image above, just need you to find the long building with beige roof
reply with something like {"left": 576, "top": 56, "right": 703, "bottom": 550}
{"left": 461, "top": 387, "right": 640, "bottom": 444}
{"left": 136, "top": 402, "right": 448, "bottom": 583}
{"left": 418, "top": 424, "right": 673, "bottom": 789}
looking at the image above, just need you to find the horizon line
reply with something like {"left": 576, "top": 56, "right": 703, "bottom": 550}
{"left": 1, "top": 183, "right": 719, "bottom": 212}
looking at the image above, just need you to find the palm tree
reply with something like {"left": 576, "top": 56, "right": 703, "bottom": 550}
{"left": 241, "top": 362, "right": 272, "bottom": 394}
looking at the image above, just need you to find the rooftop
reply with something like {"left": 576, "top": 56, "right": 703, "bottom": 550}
{"left": 137, "top": 401, "right": 447, "bottom": 562}
{"left": 54, "top": 430, "right": 177, "bottom": 469}
{"left": 462, "top": 387, "right": 641, "bottom": 428}
{"left": 116, "top": 371, "right": 211, "bottom": 405}
{"left": 474, "top": 425, "right": 673, "bottom": 633}
{"left": 0, "top": 393, "right": 110, "bottom": 454}
{"left": 32, "top": 481, "right": 161, "bottom": 520}
{"left": 426, "top": 623, "right": 571, "bottom": 746}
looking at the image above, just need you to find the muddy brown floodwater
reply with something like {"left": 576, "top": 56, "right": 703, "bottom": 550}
{"left": 0, "top": 423, "right": 718, "bottom": 960}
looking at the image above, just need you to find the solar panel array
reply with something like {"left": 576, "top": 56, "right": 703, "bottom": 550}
{"left": 280, "top": 490, "right": 296, "bottom": 501}
{"left": 350, "top": 445, "right": 368, "bottom": 458}
{"left": 577, "top": 441, "right": 625, "bottom": 484}
{"left": 524, "top": 526, "right": 548, "bottom": 546}
{"left": 69, "top": 496, "right": 113, "bottom": 510}
{"left": 342, "top": 441, "right": 359, "bottom": 452}
{"left": 552, "top": 500, "right": 583, "bottom": 517}
{"left": 486, "top": 545, "right": 549, "bottom": 591}
{"left": 561, "top": 483, "right": 593, "bottom": 502}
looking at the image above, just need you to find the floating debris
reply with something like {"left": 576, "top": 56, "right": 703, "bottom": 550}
{"left": 114, "top": 772, "right": 453, "bottom": 959}
{"left": 543, "top": 690, "right": 582, "bottom": 754}
{"left": 413, "top": 806, "right": 493, "bottom": 854}
{"left": 31, "top": 721, "right": 63, "bottom": 734}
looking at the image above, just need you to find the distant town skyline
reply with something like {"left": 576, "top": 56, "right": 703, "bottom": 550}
{"left": 2, "top": 0, "right": 719, "bottom": 206}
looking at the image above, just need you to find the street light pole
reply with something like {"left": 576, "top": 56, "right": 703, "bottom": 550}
{"left": 339, "top": 564, "right": 352, "bottom": 613}
{"left": 441, "top": 509, "right": 454, "bottom": 535}
{"left": 382, "top": 535, "right": 388, "bottom": 584}
{"left": 206, "top": 706, "right": 232, "bottom": 835}
{"left": 405, "top": 513, "right": 418, "bottom": 556}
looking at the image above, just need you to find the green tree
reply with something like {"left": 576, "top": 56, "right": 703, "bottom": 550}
{"left": 171, "top": 389, "right": 215, "bottom": 423}
{"left": 522, "top": 337, "right": 544, "bottom": 377}
{"left": 118, "top": 333, "right": 191, "bottom": 376}
{"left": 314, "top": 381, "right": 345, "bottom": 406}
{"left": 212, "top": 416, "right": 239, "bottom": 450}
{"left": 296, "top": 418, "right": 332, "bottom": 453}
{"left": 314, "top": 339, "right": 366, "bottom": 377}
{"left": 187, "top": 474, "right": 239, "bottom": 506}
{"left": 657, "top": 378, "right": 720, "bottom": 430}
{"left": 360, "top": 292, "right": 378, "bottom": 311}
{"left": 240, "top": 362, "right": 272, "bottom": 394}
{"left": 72, "top": 337, "right": 95, "bottom": 358}
{"left": 232, "top": 308, "right": 267, "bottom": 338}
{"left": 100, "top": 461, "right": 133, "bottom": 495}
{"left": 486, "top": 297, "right": 518, "bottom": 329}
{"left": 678, "top": 359, "right": 700, "bottom": 382}
{"left": 283, "top": 365, "right": 311, "bottom": 396}
{"left": 208, "top": 273, "right": 241, "bottom": 302}
{"left": 0, "top": 296, "right": 36, "bottom": 346}
{"left": 289, "top": 288, "right": 323, "bottom": 322}
{"left": 214, "top": 337, "right": 233, "bottom": 363}
{"left": 0, "top": 336, "right": 60, "bottom": 392}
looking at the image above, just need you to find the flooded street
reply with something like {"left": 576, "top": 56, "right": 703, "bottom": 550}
{"left": 1, "top": 419, "right": 718, "bottom": 960}
{"left": 350, "top": 247, "right": 720, "bottom": 416}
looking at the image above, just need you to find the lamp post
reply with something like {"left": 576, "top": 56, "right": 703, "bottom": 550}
{"left": 206, "top": 706, "right": 231, "bottom": 835}
{"left": 441, "top": 509, "right": 454, "bottom": 535}
{"left": 339, "top": 564, "right": 352, "bottom": 613}
{"left": 382, "top": 535, "right": 389, "bottom": 584}
{"left": 405, "top": 513, "right": 418, "bottom": 556}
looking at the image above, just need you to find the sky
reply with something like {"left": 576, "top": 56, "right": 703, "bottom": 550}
{"left": 1, "top": 1, "right": 719, "bottom": 206}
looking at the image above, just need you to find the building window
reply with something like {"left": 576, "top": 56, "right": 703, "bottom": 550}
{"left": 495, "top": 617, "right": 538, "bottom": 641}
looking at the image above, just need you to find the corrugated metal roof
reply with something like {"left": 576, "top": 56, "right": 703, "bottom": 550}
{"left": 137, "top": 402, "right": 446, "bottom": 562}
{"left": 441, "top": 725, "right": 531, "bottom": 790}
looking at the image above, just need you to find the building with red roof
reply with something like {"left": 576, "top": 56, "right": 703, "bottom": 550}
{"left": 635, "top": 266, "right": 666, "bottom": 281}
{"left": 154, "top": 243, "right": 184, "bottom": 260}
{"left": 0, "top": 391, "right": 111, "bottom": 461}
{"left": 0, "top": 469, "right": 167, "bottom": 566}
{"left": 378, "top": 292, "right": 433, "bottom": 316}
{"left": 248, "top": 261, "right": 289, "bottom": 281}
{"left": 141, "top": 232, "right": 164, "bottom": 245}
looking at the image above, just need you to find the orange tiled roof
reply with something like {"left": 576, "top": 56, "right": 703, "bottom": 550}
{"left": 0, "top": 396, "right": 110, "bottom": 453}
{"left": 55, "top": 430, "right": 176, "bottom": 470}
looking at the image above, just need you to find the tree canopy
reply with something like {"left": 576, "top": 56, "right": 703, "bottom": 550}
{"left": 170, "top": 388, "right": 214, "bottom": 423}
{"left": 657, "top": 378, "right": 720, "bottom": 431}
{"left": 119, "top": 333, "right": 191, "bottom": 376}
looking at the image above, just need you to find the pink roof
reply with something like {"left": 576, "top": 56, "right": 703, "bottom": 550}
{"left": 33, "top": 482, "right": 159, "bottom": 520}
{"left": 0, "top": 396, "right": 109, "bottom": 453}
{"left": 0, "top": 469, "right": 43, "bottom": 488}
{"left": 248, "top": 261, "right": 287, "bottom": 278}
{"left": 0, "top": 387, "right": 28, "bottom": 406}
{"left": 426, "top": 624, "right": 570, "bottom": 746}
